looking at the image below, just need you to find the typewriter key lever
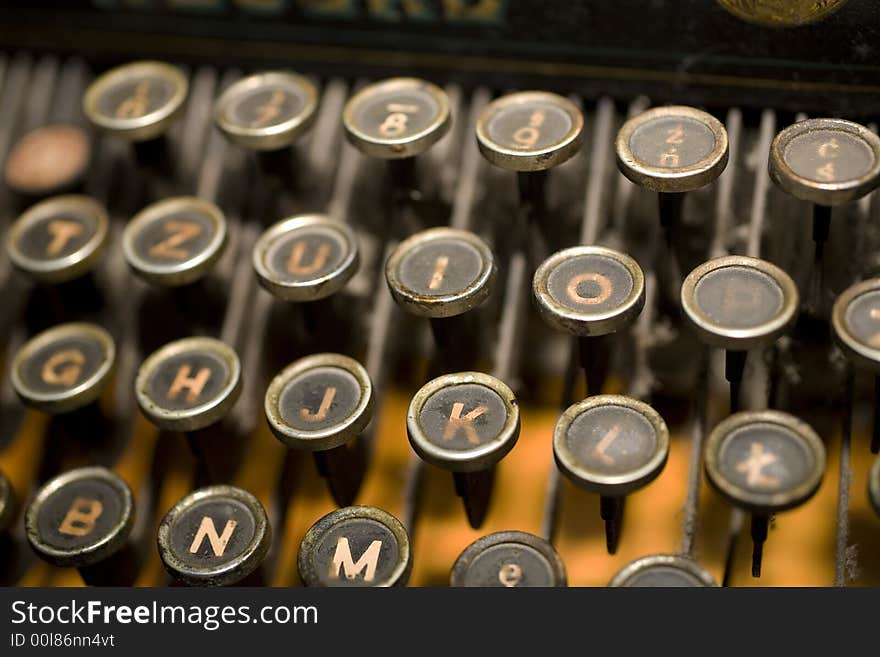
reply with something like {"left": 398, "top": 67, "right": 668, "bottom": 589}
{"left": 534, "top": 246, "right": 646, "bottom": 396}
{"left": 682, "top": 256, "right": 799, "bottom": 413}
{"left": 298, "top": 506, "right": 412, "bottom": 587}
{"left": 158, "top": 485, "right": 270, "bottom": 586}
{"left": 450, "top": 531, "right": 567, "bottom": 587}
{"left": 265, "top": 353, "right": 374, "bottom": 507}
{"left": 769, "top": 119, "right": 880, "bottom": 315}
{"left": 25, "top": 467, "right": 136, "bottom": 586}
{"left": 705, "top": 410, "right": 825, "bottom": 578}
{"left": 609, "top": 554, "right": 718, "bottom": 587}
{"left": 832, "top": 278, "right": 880, "bottom": 453}
{"left": 407, "top": 372, "right": 520, "bottom": 528}
{"left": 553, "top": 395, "right": 669, "bottom": 554}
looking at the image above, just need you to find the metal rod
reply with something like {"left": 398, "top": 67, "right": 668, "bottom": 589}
{"left": 834, "top": 368, "right": 854, "bottom": 586}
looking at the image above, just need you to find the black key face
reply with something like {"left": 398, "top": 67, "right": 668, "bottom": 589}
{"left": 310, "top": 518, "right": 401, "bottom": 587}
{"left": 131, "top": 209, "right": 219, "bottom": 269}
{"left": 36, "top": 478, "right": 125, "bottom": 553}
{"left": 618, "top": 566, "right": 706, "bottom": 587}
{"left": 783, "top": 129, "right": 876, "bottom": 184}
{"left": 95, "top": 74, "right": 177, "bottom": 122}
{"left": 629, "top": 115, "right": 715, "bottom": 170}
{"left": 265, "top": 225, "right": 347, "bottom": 285}
{"left": 462, "top": 544, "right": 554, "bottom": 587}
{"left": 4, "top": 125, "right": 91, "bottom": 195}
{"left": 546, "top": 253, "right": 635, "bottom": 316}
{"left": 230, "top": 85, "right": 305, "bottom": 130}
{"left": 167, "top": 497, "right": 257, "bottom": 570}
{"left": 484, "top": 100, "right": 575, "bottom": 153}
{"left": 352, "top": 89, "right": 441, "bottom": 143}
{"left": 418, "top": 383, "right": 507, "bottom": 451}
{"left": 843, "top": 289, "right": 880, "bottom": 351}
{"left": 145, "top": 350, "right": 232, "bottom": 412}
{"left": 278, "top": 367, "right": 362, "bottom": 433}
{"left": 693, "top": 265, "right": 784, "bottom": 330}
{"left": 564, "top": 405, "right": 658, "bottom": 477}
{"left": 15, "top": 210, "right": 97, "bottom": 262}
{"left": 717, "top": 423, "right": 815, "bottom": 497}
{"left": 610, "top": 554, "right": 717, "bottom": 587}
{"left": 397, "top": 238, "right": 484, "bottom": 298}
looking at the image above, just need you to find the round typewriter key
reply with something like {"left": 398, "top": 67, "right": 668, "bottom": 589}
{"left": 83, "top": 60, "right": 188, "bottom": 143}
{"left": 11, "top": 322, "right": 115, "bottom": 414}
{"left": 0, "top": 470, "right": 17, "bottom": 534}
{"left": 254, "top": 214, "right": 359, "bottom": 303}
{"left": 450, "top": 531, "right": 566, "bottom": 587}
{"left": 769, "top": 119, "right": 880, "bottom": 313}
{"left": 869, "top": 456, "right": 880, "bottom": 518}
{"left": 832, "top": 278, "right": 880, "bottom": 453}
{"left": 4, "top": 124, "right": 91, "bottom": 197}
{"left": 158, "top": 485, "right": 270, "bottom": 586}
{"left": 343, "top": 77, "right": 450, "bottom": 160}
{"left": 265, "top": 353, "right": 373, "bottom": 506}
{"left": 407, "top": 372, "right": 519, "bottom": 528}
{"left": 553, "top": 395, "right": 668, "bottom": 554}
{"left": 25, "top": 467, "right": 135, "bottom": 585}
{"left": 298, "top": 506, "right": 411, "bottom": 587}
{"left": 386, "top": 227, "right": 496, "bottom": 370}
{"left": 534, "top": 246, "right": 645, "bottom": 395}
{"left": 7, "top": 195, "right": 109, "bottom": 284}
{"left": 135, "top": 337, "right": 241, "bottom": 432}
{"left": 123, "top": 196, "right": 227, "bottom": 287}
{"left": 705, "top": 410, "right": 825, "bottom": 577}
{"left": 214, "top": 71, "right": 318, "bottom": 151}
{"left": 682, "top": 256, "right": 798, "bottom": 412}
{"left": 609, "top": 554, "right": 718, "bottom": 587}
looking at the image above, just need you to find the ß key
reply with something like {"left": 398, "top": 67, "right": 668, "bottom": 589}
{"left": 681, "top": 255, "right": 799, "bottom": 413}
{"left": 158, "top": 485, "right": 270, "bottom": 586}
{"left": 406, "top": 371, "right": 520, "bottom": 528}
{"left": 135, "top": 337, "right": 242, "bottom": 481}
{"left": 553, "top": 395, "right": 669, "bottom": 554}
{"left": 832, "top": 278, "right": 880, "bottom": 453}
{"left": 450, "top": 531, "right": 567, "bottom": 587}
{"left": 534, "top": 246, "right": 646, "bottom": 396}
{"left": 385, "top": 227, "right": 496, "bottom": 371}
{"left": 704, "top": 410, "right": 825, "bottom": 578}
{"left": 609, "top": 554, "right": 718, "bottom": 587}
{"left": 769, "top": 118, "right": 880, "bottom": 315}
{"left": 265, "top": 353, "right": 374, "bottom": 506}
{"left": 4, "top": 124, "right": 91, "bottom": 198}
{"left": 123, "top": 196, "right": 228, "bottom": 287}
{"left": 298, "top": 506, "right": 412, "bottom": 587}
{"left": 25, "top": 466, "right": 136, "bottom": 586}
{"left": 7, "top": 195, "right": 109, "bottom": 285}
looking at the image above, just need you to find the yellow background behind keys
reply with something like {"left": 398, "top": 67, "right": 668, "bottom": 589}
{"left": 4, "top": 369, "right": 880, "bottom": 587}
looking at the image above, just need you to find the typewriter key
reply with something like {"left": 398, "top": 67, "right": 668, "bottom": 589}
{"left": 298, "top": 505, "right": 411, "bottom": 587}
{"left": 0, "top": 470, "right": 17, "bottom": 534}
{"left": 682, "top": 256, "right": 798, "bottom": 412}
{"left": 450, "top": 531, "right": 567, "bottom": 587}
{"left": 385, "top": 227, "right": 496, "bottom": 370}
{"left": 214, "top": 71, "right": 318, "bottom": 152}
{"left": 477, "top": 91, "right": 583, "bottom": 228}
{"left": 869, "top": 456, "right": 880, "bottom": 518}
{"left": 705, "top": 410, "right": 825, "bottom": 578}
{"left": 608, "top": 554, "right": 718, "bottom": 587}
{"left": 4, "top": 124, "right": 91, "bottom": 197}
{"left": 407, "top": 372, "right": 520, "bottom": 528}
{"left": 158, "top": 485, "right": 270, "bottom": 586}
{"left": 265, "top": 353, "right": 373, "bottom": 506}
{"left": 11, "top": 322, "right": 115, "bottom": 414}
{"left": 832, "top": 278, "right": 880, "bottom": 453}
{"left": 7, "top": 195, "right": 109, "bottom": 285}
{"left": 553, "top": 395, "right": 668, "bottom": 554}
{"left": 83, "top": 60, "right": 188, "bottom": 143}
{"left": 135, "top": 337, "right": 242, "bottom": 479}
{"left": 25, "top": 466, "right": 135, "bottom": 585}
{"left": 123, "top": 196, "right": 227, "bottom": 287}
{"left": 534, "top": 246, "right": 645, "bottom": 395}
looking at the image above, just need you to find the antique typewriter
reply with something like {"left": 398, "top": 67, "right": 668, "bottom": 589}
{"left": 0, "top": 0, "right": 878, "bottom": 588}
